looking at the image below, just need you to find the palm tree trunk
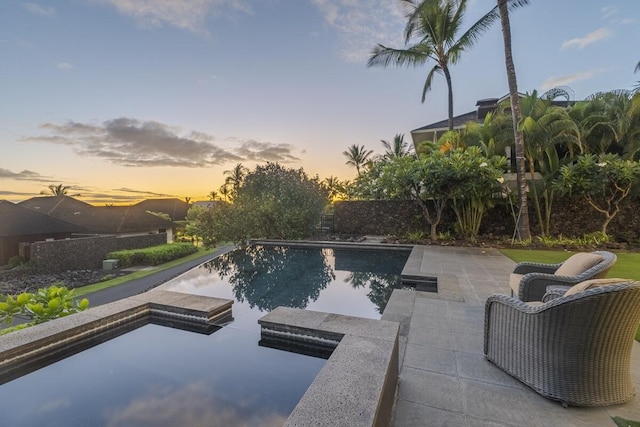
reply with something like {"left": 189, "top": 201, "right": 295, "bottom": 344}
{"left": 498, "top": 0, "right": 531, "bottom": 240}
{"left": 443, "top": 65, "right": 454, "bottom": 131}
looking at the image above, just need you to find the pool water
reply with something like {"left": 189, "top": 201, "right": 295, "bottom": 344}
{"left": 157, "top": 245, "right": 410, "bottom": 332}
{"left": 0, "top": 245, "right": 409, "bottom": 426}
{"left": 0, "top": 323, "right": 326, "bottom": 427}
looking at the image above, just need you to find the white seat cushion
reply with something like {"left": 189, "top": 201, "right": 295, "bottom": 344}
{"left": 554, "top": 253, "right": 603, "bottom": 276}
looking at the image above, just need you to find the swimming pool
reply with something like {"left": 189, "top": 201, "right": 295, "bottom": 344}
{"left": 0, "top": 244, "right": 410, "bottom": 426}
{"left": 157, "top": 244, "right": 410, "bottom": 332}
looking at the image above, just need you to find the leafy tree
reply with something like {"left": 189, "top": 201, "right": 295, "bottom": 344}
{"left": 368, "top": 0, "right": 501, "bottom": 131}
{"left": 375, "top": 148, "right": 505, "bottom": 240}
{"left": 554, "top": 154, "right": 640, "bottom": 234}
{"left": 343, "top": 144, "right": 374, "bottom": 176}
{"left": 497, "top": 0, "right": 531, "bottom": 240}
{"left": 192, "top": 163, "right": 329, "bottom": 246}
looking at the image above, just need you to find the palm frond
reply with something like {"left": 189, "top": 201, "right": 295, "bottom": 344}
{"left": 368, "top": 44, "right": 431, "bottom": 68}
{"left": 422, "top": 65, "right": 442, "bottom": 102}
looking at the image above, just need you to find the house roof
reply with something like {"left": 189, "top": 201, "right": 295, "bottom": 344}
{"left": 19, "top": 196, "right": 173, "bottom": 234}
{"left": 0, "top": 200, "right": 86, "bottom": 237}
{"left": 411, "top": 92, "right": 573, "bottom": 134}
{"left": 133, "top": 198, "right": 190, "bottom": 221}
{"left": 411, "top": 111, "right": 477, "bottom": 132}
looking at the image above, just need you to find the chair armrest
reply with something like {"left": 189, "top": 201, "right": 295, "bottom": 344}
{"left": 484, "top": 294, "right": 539, "bottom": 356}
{"left": 519, "top": 273, "right": 582, "bottom": 302}
{"left": 541, "top": 285, "right": 570, "bottom": 302}
{"left": 513, "top": 261, "right": 561, "bottom": 275}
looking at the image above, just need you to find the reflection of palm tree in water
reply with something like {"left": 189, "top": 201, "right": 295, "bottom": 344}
{"left": 345, "top": 272, "right": 403, "bottom": 314}
{"left": 202, "top": 246, "right": 335, "bottom": 311}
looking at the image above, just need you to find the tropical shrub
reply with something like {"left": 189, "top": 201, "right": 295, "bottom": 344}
{"left": 554, "top": 154, "right": 640, "bottom": 234}
{"left": 0, "top": 285, "right": 89, "bottom": 335}
{"left": 372, "top": 148, "right": 506, "bottom": 240}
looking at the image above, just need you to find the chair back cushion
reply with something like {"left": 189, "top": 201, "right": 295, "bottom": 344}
{"left": 564, "top": 278, "right": 627, "bottom": 296}
{"left": 554, "top": 252, "right": 603, "bottom": 276}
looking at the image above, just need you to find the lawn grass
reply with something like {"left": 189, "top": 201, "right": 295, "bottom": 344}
{"left": 74, "top": 246, "right": 220, "bottom": 297}
{"left": 499, "top": 248, "right": 640, "bottom": 341}
{"left": 499, "top": 249, "right": 640, "bottom": 281}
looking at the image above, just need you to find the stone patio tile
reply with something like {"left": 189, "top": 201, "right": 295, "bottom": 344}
{"left": 455, "top": 352, "right": 523, "bottom": 388}
{"left": 402, "top": 343, "right": 457, "bottom": 376}
{"left": 459, "top": 378, "right": 542, "bottom": 426}
{"left": 398, "top": 367, "right": 462, "bottom": 412}
{"left": 464, "top": 415, "right": 521, "bottom": 427}
{"left": 451, "top": 332, "right": 484, "bottom": 355}
{"left": 407, "top": 323, "right": 454, "bottom": 349}
{"left": 392, "top": 400, "right": 465, "bottom": 427}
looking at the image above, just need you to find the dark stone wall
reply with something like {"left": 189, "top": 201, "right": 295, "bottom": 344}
{"left": 334, "top": 198, "right": 640, "bottom": 242}
{"left": 31, "top": 233, "right": 167, "bottom": 272}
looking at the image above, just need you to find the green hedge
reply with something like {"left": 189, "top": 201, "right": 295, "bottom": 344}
{"left": 106, "top": 243, "right": 198, "bottom": 267}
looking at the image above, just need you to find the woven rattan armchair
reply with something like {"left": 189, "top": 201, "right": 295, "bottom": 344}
{"left": 485, "top": 281, "right": 640, "bottom": 407}
{"left": 510, "top": 251, "right": 617, "bottom": 302}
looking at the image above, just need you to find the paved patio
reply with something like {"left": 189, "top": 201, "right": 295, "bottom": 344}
{"left": 384, "top": 245, "right": 640, "bottom": 427}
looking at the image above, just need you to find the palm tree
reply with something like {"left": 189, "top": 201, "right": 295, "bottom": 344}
{"left": 368, "top": 0, "right": 501, "bottom": 131}
{"left": 208, "top": 190, "right": 219, "bottom": 201}
{"left": 223, "top": 163, "right": 248, "bottom": 200}
{"left": 497, "top": 0, "right": 531, "bottom": 240}
{"left": 381, "top": 134, "right": 413, "bottom": 159}
{"left": 343, "top": 144, "right": 373, "bottom": 176}
{"left": 41, "top": 184, "right": 70, "bottom": 196}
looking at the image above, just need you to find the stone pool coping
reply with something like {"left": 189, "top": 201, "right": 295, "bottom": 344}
{"left": 259, "top": 307, "right": 400, "bottom": 427}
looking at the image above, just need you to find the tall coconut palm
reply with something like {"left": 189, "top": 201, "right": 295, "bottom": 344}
{"left": 381, "top": 134, "right": 413, "bottom": 159}
{"left": 41, "top": 184, "right": 70, "bottom": 196}
{"left": 497, "top": 0, "right": 531, "bottom": 240}
{"left": 368, "top": 0, "right": 501, "bottom": 131}
{"left": 343, "top": 144, "right": 373, "bottom": 176}
{"left": 223, "top": 163, "right": 248, "bottom": 201}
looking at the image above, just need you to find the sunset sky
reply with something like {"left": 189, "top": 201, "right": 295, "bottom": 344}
{"left": 2, "top": 0, "right": 639, "bottom": 205}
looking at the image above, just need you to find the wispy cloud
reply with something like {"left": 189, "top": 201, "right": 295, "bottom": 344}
{"left": 22, "top": 2, "right": 56, "bottom": 18}
{"left": 541, "top": 68, "right": 608, "bottom": 90}
{"left": 57, "top": 62, "right": 73, "bottom": 70}
{"left": 620, "top": 18, "right": 637, "bottom": 25}
{"left": 311, "top": 0, "right": 405, "bottom": 63}
{"left": 0, "top": 168, "right": 55, "bottom": 182}
{"left": 21, "top": 118, "right": 300, "bottom": 167}
{"left": 601, "top": 6, "right": 617, "bottom": 20}
{"left": 561, "top": 28, "right": 613, "bottom": 50}
{"left": 97, "top": 0, "right": 253, "bottom": 34}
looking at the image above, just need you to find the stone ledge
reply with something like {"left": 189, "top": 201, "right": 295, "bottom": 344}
{"left": 259, "top": 307, "right": 399, "bottom": 427}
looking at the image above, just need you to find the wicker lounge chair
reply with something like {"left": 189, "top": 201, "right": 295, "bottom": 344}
{"left": 509, "top": 251, "right": 617, "bottom": 302}
{"left": 485, "top": 280, "right": 640, "bottom": 407}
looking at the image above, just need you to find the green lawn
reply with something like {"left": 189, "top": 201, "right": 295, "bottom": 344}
{"left": 499, "top": 248, "right": 640, "bottom": 341}
{"left": 499, "top": 249, "right": 640, "bottom": 281}
{"left": 74, "top": 246, "right": 220, "bottom": 296}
